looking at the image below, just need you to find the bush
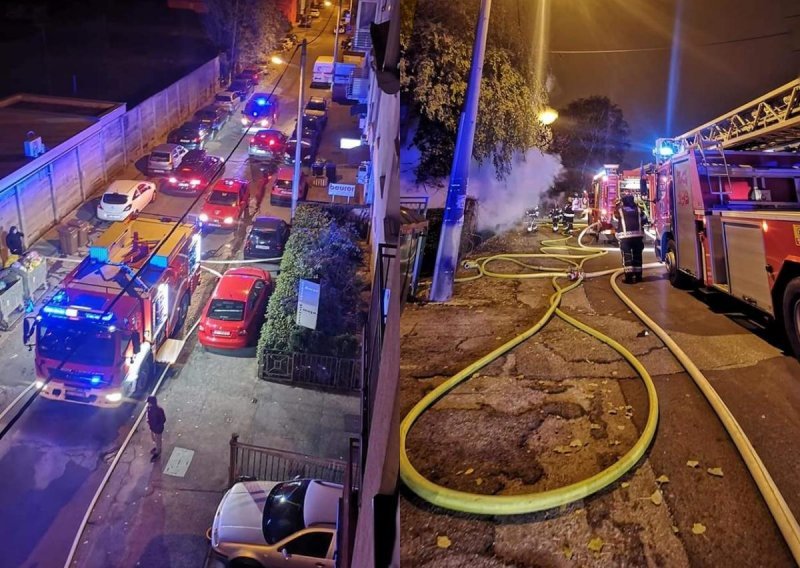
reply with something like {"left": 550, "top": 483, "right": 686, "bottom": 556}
{"left": 257, "top": 204, "right": 365, "bottom": 361}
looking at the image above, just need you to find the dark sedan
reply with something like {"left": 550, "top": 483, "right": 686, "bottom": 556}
{"left": 167, "top": 121, "right": 211, "bottom": 150}
{"left": 194, "top": 105, "right": 228, "bottom": 133}
{"left": 244, "top": 216, "right": 290, "bottom": 260}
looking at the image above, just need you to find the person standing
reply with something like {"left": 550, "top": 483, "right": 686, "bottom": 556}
{"left": 146, "top": 396, "right": 167, "bottom": 461}
{"left": 5, "top": 226, "right": 24, "bottom": 256}
{"left": 561, "top": 201, "right": 575, "bottom": 235}
{"left": 550, "top": 205, "right": 561, "bottom": 232}
{"left": 614, "top": 194, "right": 646, "bottom": 283}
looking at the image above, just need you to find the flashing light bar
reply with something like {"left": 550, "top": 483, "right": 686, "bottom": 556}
{"left": 256, "top": 98, "right": 267, "bottom": 106}
{"left": 43, "top": 304, "right": 116, "bottom": 322}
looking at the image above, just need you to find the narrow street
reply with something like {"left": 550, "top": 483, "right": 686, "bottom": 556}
{"left": 400, "top": 225, "right": 800, "bottom": 567}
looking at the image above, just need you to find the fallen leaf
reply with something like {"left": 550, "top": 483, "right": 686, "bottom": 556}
{"left": 608, "top": 409, "right": 618, "bottom": 415}
{"left": 475, "top": 478, "right": 483, "bottom": 486}
{"left": 563, "top": 544, "right": 574, "bottom": 560}
{"left": 686, "top": 460, "right": 699, "bottom": 468}
{"left": 617, "top": 425, "right": 625, "bottom": 430}
{"left": 569, "top": 438, "right": 583, "bottom": 448}
{"left": 437, "top": 535, "right": 452, "bottom": 548}
{"left": 587, "top": 537, "right": 604, "bottom": 553}
{"left": 691, "top": 523, "right": 706, "bottom": 535}
{"left": 655, "top": 475, "right": 670, "bottom": 484}
{"left": 464, "top": 468, "right": 474, "bottom": 475}
{"left": 554, "top": 445, "right": 572, "bottom": 454}
{"left": 650, "top": 489, "right": 663, "bottom": 506}
{"left": 707, "top": 467, "right": 724, "bottom": 477}
{"left": 590, "top": 423, "right": 601, "bottom": 430}
{"left": 609, "top": 440, "right": 621, "bottom": 446}
{"left": 671, "top": 525, "right": 680, "bottom": 534}
{"left": 621, "top": 481, "right": 630, "bottom": 488}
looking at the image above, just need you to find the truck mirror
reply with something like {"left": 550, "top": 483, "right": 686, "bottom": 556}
{"left": 23, "top": 316, "right": 37, "bottom": 349}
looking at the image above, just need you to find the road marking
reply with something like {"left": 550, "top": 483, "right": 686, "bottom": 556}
{"left": 0, "top": 382, "right": 36, "bottom": 426}
{"left": 163, "top": 447, "right": 195, "bottom": 478}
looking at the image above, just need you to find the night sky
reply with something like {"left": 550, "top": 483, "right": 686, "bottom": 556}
{"left": 522, "top": 0, "right": 800, "bottom": 165}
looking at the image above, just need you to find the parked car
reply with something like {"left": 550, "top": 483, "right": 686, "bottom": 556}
{"left": 198, "top": 267, "right": 272, "bottom": 349}
{"left": 241, "top": 93, "right": 280, "bottom": 131}
{"left": 167, "top": 121, "right": 211, "bottom": 150}
{"left": 302, "top": 115, "right": 326, "bottom": 140}
{"left": 237, "top": 68, "right": 260, "bottom": 85}
{"left": 285, "top": 125, "right": 321, "bottom": 165}
{"left": 309, "top": 7, "right": 320, "bottom": 17}
{"left": 303, "top": 96, "right": 328, "bottom": 128}
{"left": 340, "top": 36, "right": 353, "bottom": 51}
{"left": 229, "top": 79, "right": 254, "bottom": 101}
{"left": 194, "top": 105, "right": 229, "bottom": 133}
{"left": 198, "top": 178, "right": 250, "bottom": 230}
{"left": 97, "top": 180, "right": 156, "bottom": 221}
{"left": 248, "top": 129, "right": 288, "bottom": 161}
{"left": 270, "top": 165, "right": 308, "bottom": 206}
{"left": 279, "top": 34, "right": 297, "bottom": 51}
{"left": 211, "top": 479, "right": 340, "bottom": 567}
{"left": 299, "top": 15, "right": 312, "bottom": 28}
{"left": 214, "top": 91, "right": 241, "bottom": 114}
{"left": 244, "top": 216, "right": 290, "bottom": 260}
{"left": 163, "top": 149, "right": 225, "bottom": 195}
{"left": 147, "top": 143, "right": 188, "bottom": 175}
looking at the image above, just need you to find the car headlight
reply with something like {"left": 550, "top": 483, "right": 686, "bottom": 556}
{"left": 260, "top": 119, "right": 268, "bottom": 126}
{"left": 105, "top": 391, "right": 123, "bottom": 402}
{"left": 241, "top": 117, "right": 249, "bottom": 125}
{"left": 34, "top": 380, "right": 45, "bottom": 390}
{"left": 199, "top": 213, "right": 209, "bottom": 222}
{"left": 223, "top": 216, "right": 234, "bottom": 225}
{"left": 168, "top": 177, "right": 178, "bottom": 184}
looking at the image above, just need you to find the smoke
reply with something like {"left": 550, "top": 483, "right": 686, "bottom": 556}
{"left": 469, "top": 149, "right": 563, "bottom": 232}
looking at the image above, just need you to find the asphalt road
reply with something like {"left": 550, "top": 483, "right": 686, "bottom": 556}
{"left": 0, "top": 10, "right": 341, "bottom": 568}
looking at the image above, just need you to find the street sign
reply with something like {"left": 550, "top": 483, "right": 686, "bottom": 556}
{"left": 296, "top": 279, "right": 320, "bottom": 330}
{"left": 328, "top": 183, "right": 356, "bottom": 198}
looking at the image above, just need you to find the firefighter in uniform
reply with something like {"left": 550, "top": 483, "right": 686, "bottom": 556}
{"left": 550, "top": 206, "right": 561, "bottom": 232}
{"left": 613, "top": 194, "right": 646, "bottom": 283}
{"left": 561, "top": 201, "right": 575, "bottom": 235}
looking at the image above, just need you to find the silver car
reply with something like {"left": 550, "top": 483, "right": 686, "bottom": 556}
{"left": 147, "top": 143, "right": 188, "bottom": 175}
{"left": 211, "top": 479, "right": 340, "bottom": 568}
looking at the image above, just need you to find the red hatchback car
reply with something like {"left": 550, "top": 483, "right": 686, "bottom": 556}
{"left": 199, "top": 178, "right": 250, "bottom": 229}
{"left": 198, "top": 267, "right": 272, "bottom": 349}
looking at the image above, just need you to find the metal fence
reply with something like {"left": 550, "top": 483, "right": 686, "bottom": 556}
{"left": 259, "top": 349, "right": 361, "bottom": 392}
{"left": 228, "top": 433, "right": 356, "bottom": 488}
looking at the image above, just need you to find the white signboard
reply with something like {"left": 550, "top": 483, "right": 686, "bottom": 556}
{"left": 328, "top": 183, "right": 356, "bottom": 198}
{"left": 296, "top": 279, "right": 321, "bottom": 330}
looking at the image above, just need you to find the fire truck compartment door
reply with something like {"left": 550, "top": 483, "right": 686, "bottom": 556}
{"left": 723, "top": 221, "right": 773, "bottom": 315}
{"left": 706, "top": 214, "right": 727, "bottom": 286}
{"left": 673, "top": 159, "right": 701, "bottom": 279}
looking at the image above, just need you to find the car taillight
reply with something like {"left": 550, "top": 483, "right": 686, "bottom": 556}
{"left": 190, "top": 179, "right": 201, "bottom": 186}
{"left": 268, "top": 139, "right": 275, "bottom": 146}
{"left": 169, "top": 177, "right": 178, "bottom": 184}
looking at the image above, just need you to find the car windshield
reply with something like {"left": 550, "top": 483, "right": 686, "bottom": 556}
{"left": 275, "top": 179, "right": 293, "bottom": 190}
{"left": 306, "top": 100, "right": 325, "bottom": 111}
{"left": 102, "top": 193, "right": 129, "bottom": 205}
{"left": 215, "top": 94, "right": 233, "bottom": 103}
{"left": 208, "top": 299, "right": 244, "bottom": 321}
{"left": 231, "top": 81, "right": 247, "bottom": 91}
{"left": 207, "top": 191, "right": 238, "bottom": 206}
{"left": 150, "top": 152, "right": 170, "bottom": 162}
{"left": 262, "top": 480, "right": 309, "bottom": 544}
{"left": 37, "top": 320, "right": 116, "bottom": 366}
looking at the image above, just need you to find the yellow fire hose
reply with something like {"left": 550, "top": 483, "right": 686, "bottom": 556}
{"left": 400, "top": 229, "right": 800, "bottom": 561}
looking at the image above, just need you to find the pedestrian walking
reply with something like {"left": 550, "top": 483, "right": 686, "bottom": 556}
{"left": 5, "top": 226, "right": 24, "bottom": 256}
{"left": 146, "top": 395, "right": 167, "bottom": 461}
{"left": 613, "top": 194, "right": 646, "bottom": 283}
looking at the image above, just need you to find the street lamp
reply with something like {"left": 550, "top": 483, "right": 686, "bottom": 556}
{"left": 538, "top": 107, "right": 558, "bottom": 125}
{"left": 271, "top": 55, "right": 285, "bottom": 65}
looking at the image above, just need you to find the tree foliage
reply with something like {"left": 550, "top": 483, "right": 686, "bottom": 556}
{"left": 257, "top": 205, "right": 365, "bottom": 361}
{"left": 551, "top": 96, "right": 631, "bottom": 194}
{"left": 203, "top": 0, "right": 289, "bottom": 70}
{"left": 402, "top": 1, "right": 551, "bottom": 183}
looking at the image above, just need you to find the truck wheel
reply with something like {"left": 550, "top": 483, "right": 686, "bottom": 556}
{"left": 782, "top": 278, "right": 800, "bottom": 359}
{"left": 666, "top": 239, "right": 692, "bottom": 289}
{"left": 171, "top": 293, "right": 191, "bottom": 338}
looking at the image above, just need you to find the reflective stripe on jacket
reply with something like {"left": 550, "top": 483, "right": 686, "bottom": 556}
{"left": 615, "top": 205, "right": 644, "bottom": 239}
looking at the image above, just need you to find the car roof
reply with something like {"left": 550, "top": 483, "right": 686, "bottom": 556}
{"left": 180, "top": 121, "right": 204, "bottom": 130}
{"left": 212, "top": 178, "right": 246, "bottom": 192}
{"left": 106, "top": 180, "right": 152, "bottom": 194}
{"left": 308, "top": 96, "right": 325, "bottom": 102}
{"left": 215, "top": 271, "right": 259, "bottom": 300}
{"left": 183, "top": 149, "right": 207, "bottom": 161}
{"left": 254, "top": 129, "right": 284, "bottom": 139}
{"left": 275, "top": 166, "right": 296, "bottom": 180}
{"left": 152, "top": 143, "right": 183, "bottom": 152}
{"left": 303, "top": 480, "right": 342, "bottom": 528}
{"left": 252, "top": 216, "right": 284, "bottom": 229}
{"left": 196, "top": 105, "right": 220, "bottom": 114}
{"left": 216, "top": 90, "right": 237, "bottom": 97}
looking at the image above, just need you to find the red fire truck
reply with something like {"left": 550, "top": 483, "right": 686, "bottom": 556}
{"left": 23, "top": 217, "right": 202, "bottom": 406}
{"left": 649, "top": 79, "right": 800, "bottom": 358}
{"left": 589, "top": 164, "right": 649, "bottom": 240}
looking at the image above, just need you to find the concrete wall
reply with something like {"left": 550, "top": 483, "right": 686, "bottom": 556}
{"left": 0, "top": 57, "right": 219, "bottom": 251}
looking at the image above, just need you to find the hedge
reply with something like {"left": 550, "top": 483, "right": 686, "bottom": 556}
{"left": 257, "top": 203, "right": 364, "bottom": 360}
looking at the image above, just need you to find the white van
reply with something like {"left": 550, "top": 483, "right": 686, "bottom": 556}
{"left": 311, "top": 56, "right": 335, "bottom": 88}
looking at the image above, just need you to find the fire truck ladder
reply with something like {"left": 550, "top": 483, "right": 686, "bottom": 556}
{"left": 674, "top": 77, "right": 800, "bottom": 152}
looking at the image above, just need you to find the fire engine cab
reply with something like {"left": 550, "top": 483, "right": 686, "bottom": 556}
{"left": 649, "top": 78, "right": 800, "bottom": 357}
{"left": 23, "top": 217, "right": 202, "bottom": 407}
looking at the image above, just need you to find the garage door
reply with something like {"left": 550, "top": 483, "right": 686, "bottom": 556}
{"left": 78, "top": 135, "right": 105, "bottom": 195}
{"left": 17, "top": 169, "right": 55, "bottom": 241}
{"left": 51, "top": 150, "right": 82, "bottom": 219}
{"left": 103, "top": 118, "right": 125, "bottom": 177}
{"left": 0, "top": 188, "right": 21, "bottom": 245}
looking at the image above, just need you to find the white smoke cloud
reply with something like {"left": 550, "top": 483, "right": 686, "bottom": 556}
{"left": 469, "top": 149, "right": 563, "bottom": 232}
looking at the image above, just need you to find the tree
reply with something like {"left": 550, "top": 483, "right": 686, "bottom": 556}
{"left": 203, "top": 0, "right": 289, "bottom": 71}
{"left": 403, "top": 17, "right": 551, "bottom": 183}
{"left": 551, "top": 96, "right": 631, "bottom": 195}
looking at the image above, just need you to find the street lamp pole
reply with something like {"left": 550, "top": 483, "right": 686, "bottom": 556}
{"left": 230, "top": 0, "right": 241, "bottom": 78}
{"left": 429, "top": 0, "right": 492, "bottom": 302}
{"left": 291, "top": 39, "right": 308, "bottom": 220}
{"left": 333, "top": 0, "right": 343, "bottom": 70}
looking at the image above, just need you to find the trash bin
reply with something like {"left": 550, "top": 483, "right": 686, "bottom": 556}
{"left": 325, "top": 162, "right": 337, "bottom": 184}
{"left": 312, "top": 160, "right": 325, "bottom": 177}
{"left": 58, "top": 225, "right": 79, "bottom": 256}
{"left": 68, "top": 219, "right": 91, "bottom": 247}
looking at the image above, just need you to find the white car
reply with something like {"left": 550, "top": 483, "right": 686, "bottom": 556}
{"left": 97, "top": 180, "right": 157, "bottom": 221}
{"left": 309, "top": 7, "right": 320, "bottom": 17}
{"left": 211, "top": 478, "right": 340, "bottom": 567}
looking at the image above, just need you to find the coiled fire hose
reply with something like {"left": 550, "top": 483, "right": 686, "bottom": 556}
{"left": 400, "top": 226, "right": 800, "bottom": 562}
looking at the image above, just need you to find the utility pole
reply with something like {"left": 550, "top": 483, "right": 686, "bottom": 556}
{"left": 429, "top": 0, "right": 492, "bottom": 302}
{"left": 333, "top": 0, "right": 343, "bottom": 79}
{"left": 230, "top": 0, "right": 241, "bottom": 78}
{"left": 291, "top": 39, "right": 308, "bottom": 220}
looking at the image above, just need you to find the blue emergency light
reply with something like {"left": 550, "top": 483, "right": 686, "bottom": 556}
{"left": 90, "top": 375, "right": 103, "bottom": 386}
{"left": 256, "top": 98, "right": 267, "bottom": 106}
